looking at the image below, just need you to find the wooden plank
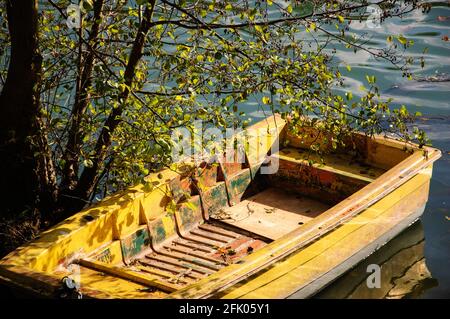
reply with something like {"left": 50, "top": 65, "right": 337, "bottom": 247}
{"left": 120, "top": 226, "right": 151, "bottom": 264}
{"left": 174, "top": 195, "right": 204, "bottom": 236}
{"left": 137, "top": 258, "right": 204, "bottom": 280}
{"left": 365, "top": 137, "right": 411, "bottom": 170}
{"left": 134, "top": 265, "right": 193, "bottom": 285}
{"left": 199, "top": 181, "right": 229, "bottom": 219}
{"left": 131, "top": 264, "right": 174, "bottom": 279}
{"left": 209, "top": 237, "right": 267, "bottom": 262}
{"left": 144, "top": 254, "right": 215, "bottom": 275}
{"left": 180, "top": 233, "right": 229, "bottom": 248}
{"left": 147, "top": 212, "right": 178, "bottom": 250}
{"left": 161, "top": 244, "right": 228, "bottom": 265}
{"left": 89, "top": 240, "right": 124, "bottom": 265}
{"left": 155, "top": 250, "right": 223, "bottom": 271}
{"left": 198, "top": 224, "right": 239, "bottom": 239}
{"left": 189, "top": 229, "right": 232, "bottom": 244}
{"left": 77, "top": 266, "right": 168, "bottom": 299}
{"left": 214, "top": 188, "right": 329, "bottom": 240}
{"left": 170, "top": 238, "right": 216, "bottom": 254}
{"left": 274, "top": 148, "right": 386, "bottom": 183}
{"left": 284, "top": 127, "right": 413, "bottom": 171}
{"left": 77, "top": 259, "right": 181, "bottom": 293}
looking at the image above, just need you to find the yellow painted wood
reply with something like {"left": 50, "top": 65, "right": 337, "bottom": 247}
{"left": 245, "top": 115, "right": 286, "bottom": 166}
{"left": 0, "top": 173, "right": 176, "bottom": 273}
{"left": 87, "top": 240, "right": 124, "bottom": 265}
{"left": 76, "top": 266, "right": 168, "bottom": 299}
{"left": 78, "top": 259, "right": 180, "bottom": 293}
{"left": 140, "top": 186, "right": 170, "bottom": 221}
{"left": 7, "top": 208, "right": 116, "bottom": 272}
{"left": 111, "top": 191, "right": 143, "bottom": 239}
{"left": 222, "top": 172, "right": 430, "bottom": 298}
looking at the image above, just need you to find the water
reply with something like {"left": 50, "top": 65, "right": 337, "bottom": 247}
{"left": 314, "top": 221, "right": 440, "bottom": 299}
{"left": 318, "top": 2, "right": 450, "bottom": 298}
{"left": 240, "top": 2, "right": 449, "bottom": 298}
{"left": 308, "top": 3, "right": 450, "bottom": 298}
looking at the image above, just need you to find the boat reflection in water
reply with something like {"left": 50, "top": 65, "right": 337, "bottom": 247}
{"left": 314, "top": 221, "right": 438, "bottom": 299}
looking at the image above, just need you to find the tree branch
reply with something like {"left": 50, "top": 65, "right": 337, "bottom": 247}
{"left": 73, "top": 0, "right": 157, "bottom": 205}
{"left": 61, "top": 0, "right": 105, "bottom": 191}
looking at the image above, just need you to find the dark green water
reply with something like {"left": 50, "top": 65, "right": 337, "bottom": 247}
{"left": 319, "top": 2, "right": 450, "bottom": 299}
{"left": 315, "top": 3, "right": 450, "bottom": 299}
{"left": 241, "top": 2, "right": 450, "bottom": 298}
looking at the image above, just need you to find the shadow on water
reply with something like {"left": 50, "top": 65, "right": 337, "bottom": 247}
{"left": 313, "top": 221, "right": 439, "bottom": 299}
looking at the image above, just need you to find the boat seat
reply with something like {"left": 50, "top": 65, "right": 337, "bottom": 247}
{"left": 273, "top": 147, "right": 386, "bottom": 183}
{"left": 267, "top": 147, "right": 387, "bottom": 204}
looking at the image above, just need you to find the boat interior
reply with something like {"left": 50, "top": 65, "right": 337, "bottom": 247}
{"left": 1, "top": 116, "right": 419, "bottom": 298}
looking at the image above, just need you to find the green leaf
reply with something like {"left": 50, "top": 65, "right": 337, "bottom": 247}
{"left": 83, "top": 159, "right": 93, "bottom": 168}
{"left": 365, "top": 75, "right": 376, "bottom": 84}
{"left": 397, "top": 35, "right": 407, "bottom": 45}
{"left": 82, "top": 0, "right": 94, "bottom": 11}
{"left": 262, "top": 96, "right": 271, "bottom": 105}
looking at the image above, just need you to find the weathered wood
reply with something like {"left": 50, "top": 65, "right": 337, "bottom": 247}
{"left": 215, "top": 188, "right": 329, "bottom": 240}
{"left": 168, "top": 150, "right": 439, "bottom": 298}
{"left": 78, "top": 259, "right": 181, "bottom": 293}
{"left": 275, "top": 147, "right": 385, "bottom": 182}
{"left": 220, "top": 174, "right": 430, "bottom": 298}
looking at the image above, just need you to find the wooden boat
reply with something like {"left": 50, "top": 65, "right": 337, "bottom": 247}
{"left": 0, "top": 115, "right": 442, "bottom": 299}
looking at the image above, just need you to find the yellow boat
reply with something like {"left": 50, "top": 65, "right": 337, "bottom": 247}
{"left": 0, "top": 115, "right": 442, "bottom": 299}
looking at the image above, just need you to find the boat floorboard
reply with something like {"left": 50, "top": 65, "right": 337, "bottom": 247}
{"left": 211, "top": 188, "right": 331, "bottom": 240}
{"left": 85, "top": 220, "right": 268, "bottom": 290}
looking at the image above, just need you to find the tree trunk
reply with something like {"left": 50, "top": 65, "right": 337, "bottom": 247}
{"left": 0, "top": 0, "right": 57, "bottom": 219}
